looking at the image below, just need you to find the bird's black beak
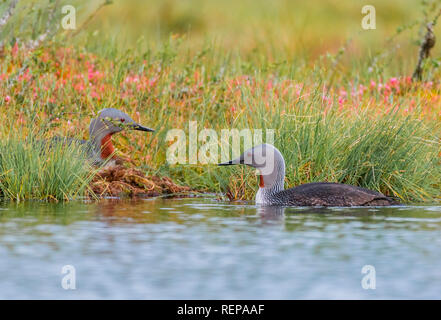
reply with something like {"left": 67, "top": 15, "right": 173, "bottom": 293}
{"left": 132, "top": 124, "right": 155, "bottom": 132}
{"left": 218, "top": 156, "right": 244, "bottom": 166}
{"left": 218, "top": 160, "right": 234, "bottom": 166}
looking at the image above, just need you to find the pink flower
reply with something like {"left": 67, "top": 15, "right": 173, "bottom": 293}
{"left": 338, "top": 97, "right": 344, "bottom": 105}
{"left": 5, "top": 95, "right": 11, "bottom": 103}
{"left": 339, "top": 89, "right": 347, "bottom": 97}
{"left": 90, "top": 91, "right": 101, "bottom": 100}
{"left": 388, "top": 77, "right": 400, "bottom": 92}
{"left": 389, "top": 77, "right": 398, "bottom": 86}
{"left": 74, "top": 83, "right": 85, "bottom": 92}
{"left": 12, "top": 42, "right": 19, "bottom": 57}
{"left": 266, "top": 81, "right": 273, "bottom": 90}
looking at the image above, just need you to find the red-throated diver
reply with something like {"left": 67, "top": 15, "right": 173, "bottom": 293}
{"left": 218, "top": 143, "right": 400, "bottom": 206}
{"left": 52, "top": 108, "right": 154, "bottom": 166}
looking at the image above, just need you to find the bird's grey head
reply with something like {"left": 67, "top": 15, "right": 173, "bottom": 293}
{"left": 218, "top": 143, "right": 286, "bottom": 190}
{"left": 218, "top": 143, "right": 283, "bottom": 176}
{"left": 89, "top": 108, "right": 154, "bottom": 140}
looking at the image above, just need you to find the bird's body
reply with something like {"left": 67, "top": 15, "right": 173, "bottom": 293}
{"left": 48, "top": 136, "right": 103, "bottom": 165}
{"left": 219, "top": 144, "right": 399, "bottom": 207}
{"left": 256, "top": 181, "right": 398, "bottom": 207}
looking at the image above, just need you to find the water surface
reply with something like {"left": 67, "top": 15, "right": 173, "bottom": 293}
{"left": 0, "top": 198, "right": 440, "bottom": 299}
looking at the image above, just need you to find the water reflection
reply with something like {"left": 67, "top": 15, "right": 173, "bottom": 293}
{"left": 257, "top": 205, "right": 285, "bottom": 224}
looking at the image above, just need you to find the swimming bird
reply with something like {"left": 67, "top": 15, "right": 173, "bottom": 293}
{"left": 218, "top": 144, "right": 400, "bottom": 207}
{"left": 52, "top": 108, "right": 154, "bottom": 166}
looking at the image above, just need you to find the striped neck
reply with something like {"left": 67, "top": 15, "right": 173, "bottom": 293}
{"left": 255, "top": 178, "right": 284, "bottom": 205}
{"left": 255, "top": 150, "right": 286, "bottom": 205}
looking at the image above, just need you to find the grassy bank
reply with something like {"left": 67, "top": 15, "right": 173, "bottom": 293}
{"left": 1, "top": 1, "right": 441, "bottom": 202}
{"left": 0, "top": 133, "right": 94, "bottom": 201}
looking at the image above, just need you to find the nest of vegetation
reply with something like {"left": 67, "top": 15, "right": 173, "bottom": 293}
{"left": 89, "top": 165, "right": 191, "bottom": 198}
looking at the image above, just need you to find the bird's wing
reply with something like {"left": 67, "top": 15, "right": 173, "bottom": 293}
{"left": 279, "top": 182, "right": 390, "bottom": 206}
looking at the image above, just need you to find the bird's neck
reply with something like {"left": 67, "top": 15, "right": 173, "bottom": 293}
{"left": 256, "top": 176, "right": 285, "bottom": 205}
{"left": 90, "top": 131, "right": 115, "bottom": 161}
{"left": 99, "top": 133, "right": 115, "bottom": 160}
{"left": 255, "top": 156, "right": 285, "bottom": 205}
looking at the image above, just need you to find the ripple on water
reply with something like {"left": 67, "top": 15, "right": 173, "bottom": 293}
{"left": 0, "top": 199, "right": 441, "bottom": 299}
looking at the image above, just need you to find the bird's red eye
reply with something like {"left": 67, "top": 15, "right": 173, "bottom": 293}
{"left": 120, "top": 118, "right": 125, "bottom": 122}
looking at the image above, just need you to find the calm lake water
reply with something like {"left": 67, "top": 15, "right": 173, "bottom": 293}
{"left": 0, "top": 197, "right": 440, "bottom": 299}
